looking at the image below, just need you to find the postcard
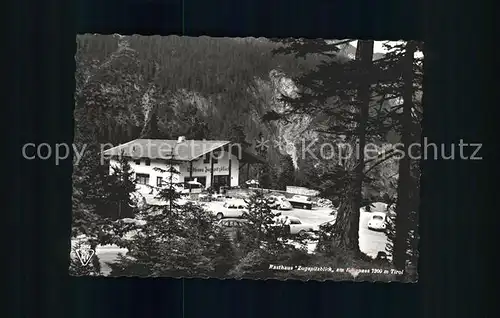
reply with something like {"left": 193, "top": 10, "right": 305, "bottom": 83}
{"left": 69, "top": 35, "right": 423, "bottom": 282}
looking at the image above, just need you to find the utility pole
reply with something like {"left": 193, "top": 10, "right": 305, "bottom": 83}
{"left": 189, "top": 161, "right": 193, "bottom": 193}
{"left": 166, "top": 146, "right": 177, "bottom": 213}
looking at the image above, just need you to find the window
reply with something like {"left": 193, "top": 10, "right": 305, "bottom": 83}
{"left": 290, "top": 219, "right": 302, "bottom": 225}
{"left": 203, "top": 155, "right": 210, "bottom": 164}
{"left": 134, "top": 159, "right": 141, "bottom": 165}
{"left": 145, "top": 158, "right": 151, "bottom": 166}
{"left": 157, "top": 177, "right": 163, "bottom": 187}
{"left": 136, "top": 173, "right": 150, "bottom": 185}
{"left": 373, "top": 215, "right": 384, "bottom": 221}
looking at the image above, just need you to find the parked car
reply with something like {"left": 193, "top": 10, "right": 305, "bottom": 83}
{"left": 274, "top": 215, "right": 315, "bottom": 236}
{"left": 268, "top": 195, "right": 293, "bottom": 210}
{"left": 208, "top": 199, "right": 247, "bottom": 219}
{"left": 304, "top": 218, "right": 336, "bottom": 241}
{"left": 211, "top": 193, "right": 226, "bottom": 201}
{"left": 288, "top": 195, "right": 313, "bottom": 210}
{"left": 217, "top": 218, "right": 250, "bottom": 240}
{"left": 224, "top": 199, "right": 247, "bottom": 208}
{"left": 361, "top": 201, "right": 390, "bottom": 213}
{"left": 319, "top": 218, "right": 336, "bottom": 228}
{"left": 367, "top": 212, "right": 387, "bottom": 231}
{"left": 198, "top": 192, "right": 212, "bottom": 202}
{"left": 175, "top": 182, "right": 203, "bottom": 195}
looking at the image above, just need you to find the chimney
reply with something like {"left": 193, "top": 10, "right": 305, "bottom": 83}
{"left": 177, "top": 136, "right": 186, "bottom": 143}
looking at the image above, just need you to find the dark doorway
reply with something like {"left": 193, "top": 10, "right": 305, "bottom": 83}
{"left": 213, "top": 175, "right": 229, "bottom": 192}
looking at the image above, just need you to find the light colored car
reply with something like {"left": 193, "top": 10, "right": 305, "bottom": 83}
{"left": 174, "top": 183, "right": 204, "bottom": 195}
{"left": 319, "top": 218, "right": 336, "bottom": 228}
{"left": 208, "top": 199, "right": 247, "bottom": 220}
{"left": 224, "top": 199, "right": 247, "bottom": 208}
{"left": 211, "top": 193, "right": 226, "bottom": 201}
{"left": 305, "top": 218, "right": 336, "bottom": 240}
{"left": 268, "top": 195, "right": 293, "bottom": 210}
{"left": 367, "top": 212, "right": 387, "bottom": 231}
{"left": 361, "top": 202, "right": 393, "bottom": 213}
{"left": 274, "top": 215, "right": 315, "bottom": 236}
{"left": 139, "top": 183, "right": 193, "bottom": 198}
{"left": 288, "top": 195, "right": 313, "bottom": 210}
{"left": 198, "top": 193, "right": 211, "bottom": 201}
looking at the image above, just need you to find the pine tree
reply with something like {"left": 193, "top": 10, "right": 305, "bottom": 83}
{"left": 228, "top": 124, "right": 250, "bottom": 148}
{"left": 231, "top": 191, "right": 308, "bottom": 278}
{"left": 252, "top": 132, "right": 277, "bottom": 189}
{"left": 178, "top": 103, "right": 211, "bottom": 140}
{"left": 72, "top": 143, "right": 111, "bottom": 218}
{"left": 107, "top": 151, "right": 137, "bottom": 219}
{"left": 277, "top": 154, "right": 295, "bottom": 190}
{"left": 257, "top": 163, "right": 277, "bottom": 189}
{"left": 330, "top": 40, "right": 374, "bottom": 253}
{"left": 268, "top": 39, "right": 376, "bottom": 253}
{"left": 140, "top": 106, "right": 163, "bottom": 139}
{"left": 105, "top": 196, "right": 234, "bottom": 277}
{"left": 75, "top": 35, "right": 147, "bottom": 146}
{"left": 189, "top": 121, "right": 211, "bottom": 140}
{"left": 389, "top": 41, "right": 418, "bottom": 271}
{"left": 239, "top": 191, "right": 283, "bottom": 251}
{"left": 365, "top": 41, "right": 423, "bottom": 276}
{"left": 154, "top": 160, "right": 184, "bottom": 213}
{"left": 71, "top": 141, "right": 111, "bottom": 275}
{"left": 212, "top": 231, "right": 238, "bottom": 277}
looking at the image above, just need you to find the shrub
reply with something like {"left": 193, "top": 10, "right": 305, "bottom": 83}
{"left": 104, "top": 202, "right": 238, "bottom": 277}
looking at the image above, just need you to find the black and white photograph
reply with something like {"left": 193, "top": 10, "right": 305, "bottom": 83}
{"left": 70, "top": 34, "right": 423, "bottom": 282}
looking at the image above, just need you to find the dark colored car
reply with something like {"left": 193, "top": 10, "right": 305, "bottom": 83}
{"left": 216, "top": 218, "right": 250, "bottom": 240}
{"left": 288, "top": 195, "right": 313, "bottom": 210}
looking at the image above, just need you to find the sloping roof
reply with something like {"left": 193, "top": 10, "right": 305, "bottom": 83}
{"left": 239, "top": 149, "right": 266, "bottom": 164}
{"left": 103, "top": 139, "right": 230, "bottom": 161}
{"left": 103, "top": 139, "right": 267, "bottom": 164}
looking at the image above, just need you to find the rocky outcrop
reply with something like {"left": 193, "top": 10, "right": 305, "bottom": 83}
{"left": 263, "top": 69, "right": 317, "bottom": 168}
{"left": 138, "top": 68, "right": 316, "bottom": 168}
{"left": 76, "top": 37, "right": 319, "bottom": 161}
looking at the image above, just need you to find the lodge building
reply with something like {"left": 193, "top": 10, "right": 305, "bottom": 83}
{"left": 103, "top": 137, "right": 266, "bottom": 192}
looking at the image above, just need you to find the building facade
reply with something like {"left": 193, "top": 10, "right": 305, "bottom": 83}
{"left": 104, "top": 137, "right": 265, "bottom": 193}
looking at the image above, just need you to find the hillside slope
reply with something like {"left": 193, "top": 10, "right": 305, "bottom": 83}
{"left": 74, "top": 35, "right": 327, "bottom": 166}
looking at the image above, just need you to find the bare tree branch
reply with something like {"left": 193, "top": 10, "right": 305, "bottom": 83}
{"left": 364, "top": 151, "right": 399, "bottom": 175}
